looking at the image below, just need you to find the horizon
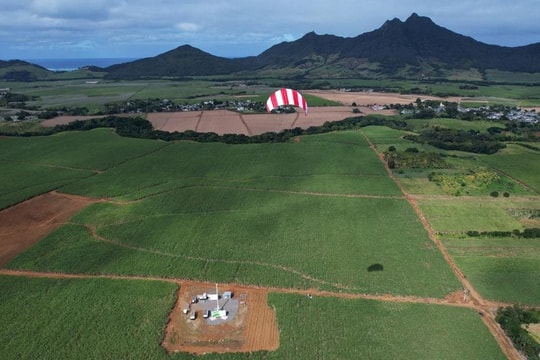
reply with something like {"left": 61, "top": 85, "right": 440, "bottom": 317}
{"left": 1, "top": 2, "right": 539, "bottom": 60}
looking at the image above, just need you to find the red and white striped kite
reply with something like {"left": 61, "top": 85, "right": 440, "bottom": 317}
{"left": 266, "top": 88, "right": 308, "bottom": 116}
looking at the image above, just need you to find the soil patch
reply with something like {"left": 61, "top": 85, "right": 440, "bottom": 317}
{"left": 0, "top": 192, "right": 97, "bottom": 267}
{"left": 304, "top": 89, "right": 469, "bottom": 106}
{"left": 163, "top": 281, "right": 278, "bottom": 354}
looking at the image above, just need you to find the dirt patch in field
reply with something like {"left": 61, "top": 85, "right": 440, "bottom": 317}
{"left": 0, "top": 192, "right": 97, "bottom": 267}
{"left": 41, "top": 115, "right": 107, "bottom": 126}
{"left": 162, "top": 281, "right": 278, "bottom": 355}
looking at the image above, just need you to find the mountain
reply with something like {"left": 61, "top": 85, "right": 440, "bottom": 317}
{"left": 4, "top": 13, "right": 540, "bottom": 81}
{"left": 103, "top": 13, "right": 539, "bottom": 79}
{"left": 342, "top": 13, "right": 540, "bottom": 72}
{"left": 0, "top": 60, "right": 55, "bottom": 81}
{"left": 104, "top": 45, "right": 245, "bottom": 79}
{"left": 253, "top": 13, "right": 540, "bottom": 75}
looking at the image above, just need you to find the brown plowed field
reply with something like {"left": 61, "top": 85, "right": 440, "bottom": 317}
{"left": 0, "top": 191, "right": 98, "bottom": 267}
{"left": 136, "top": 106, "right": 359, "bottom": 135}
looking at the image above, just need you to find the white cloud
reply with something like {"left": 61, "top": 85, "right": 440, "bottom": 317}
{"left": 29, "top": 0, "right": 121, "bottom": 20}
{"left": 176, "top": 22, "right": 201, "bottom": 32}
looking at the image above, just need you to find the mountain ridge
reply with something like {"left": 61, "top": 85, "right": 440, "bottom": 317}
{"left": 3, "top": 13, "right": 540, "bottom": 80}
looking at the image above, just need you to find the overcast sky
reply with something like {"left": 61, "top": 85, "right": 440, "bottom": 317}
{"left": 1, "top": 0, "right": 539, "bottom": 60}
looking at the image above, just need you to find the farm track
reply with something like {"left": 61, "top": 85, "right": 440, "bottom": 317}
{"left": 83, "top": 224, "right": 357, "bottom": 291}
{"left": 0, "top": 267, "right": 520, "bottom": 359}
{"left": 0, "top": 268, "right": 512, "bottom": 310}
{"left": 238, "top": 113, "right": 252, "bottom": 136}
{"left": 358, "top": 128, "right": 522, "bottom": 360}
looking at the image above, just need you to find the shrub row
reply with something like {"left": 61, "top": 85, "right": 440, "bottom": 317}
{"left": 1, "top": 115, "right": 408, "bottom": 144}
{"left": 466, "top": 228, "right": 540, "bottom": 238}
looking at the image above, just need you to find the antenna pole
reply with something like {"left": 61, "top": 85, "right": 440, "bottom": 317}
{"left": 215, "top": 283, "right": 219, "bottom": 310}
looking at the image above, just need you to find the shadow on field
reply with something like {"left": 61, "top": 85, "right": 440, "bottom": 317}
{"left": 367, "top": 263, "right": 384, "bottom": 272}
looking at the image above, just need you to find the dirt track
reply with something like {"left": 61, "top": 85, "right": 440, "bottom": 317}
{"left": 358, "top": 128, "right": 520, "bottom": 360}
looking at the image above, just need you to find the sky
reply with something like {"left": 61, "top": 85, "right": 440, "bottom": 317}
{"left": 1, "top": 0, "right": 539, "bottom": 60}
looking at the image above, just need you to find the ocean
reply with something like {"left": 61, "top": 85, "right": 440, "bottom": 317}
{"left": 24, "top": 58, "right": 138, "bottom": 71}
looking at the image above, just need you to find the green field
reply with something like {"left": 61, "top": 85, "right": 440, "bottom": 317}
{"left": 5, "top": 130, "right": 459, "bottom": 296}
{"left": 479, "top": 143, "right": 540, "bottom": 193}
{"left": 360, "top": 122, "right": 540, "bottom": 309}
{"left": 442, "top": 236, "right": 540, "bottom": 305}
{"left": 58, "top": 130, "right": 401, "bottom": 199}
{"left": 0, "top": 276, "right": 176, "bottom": 360}
{"left": 416, "top": 198, "right": 536, "bottom": 234}
{"left": 0, "top": 276, "right": 507, "bottom": 360}
{"left": 0, "top": 162, "right": 93, "bottom": 210}
{"left": 1, "top": 110, "right": 539, "bottom": 358}
{"left": 267, "top": 294, "right": 506, "bottom": 360}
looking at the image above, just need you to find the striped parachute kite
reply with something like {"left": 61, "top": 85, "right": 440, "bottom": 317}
{"left": 266, "top": 88, "right": 308, "bottom": 116}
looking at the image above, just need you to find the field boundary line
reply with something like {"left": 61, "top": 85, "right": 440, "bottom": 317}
{"left": 493, "top": 167, "right": 539, "bottom": 195}
{"left": 194, "top": 111, "right": 203, "bottom": 132}
{"left": 214, "top": 185, "right": 404, "bottom": 200}
{"left": 0, "top": 268, "right": 511, "bottom": 309}
{"left": 83, "top": 224, "right": 353, "bottom": 290}
{"left": 1, "top": 159, "right": 101, "bottom": 174}
{"left": 238, "top": 113, "right": 252, "bottom": 136}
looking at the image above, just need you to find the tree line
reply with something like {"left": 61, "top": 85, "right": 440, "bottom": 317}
{"left": 0, "top": 114, "right": 407, "bottom": 144}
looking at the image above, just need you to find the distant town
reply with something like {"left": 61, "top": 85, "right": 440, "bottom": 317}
{"left": 1, "top": 86, "right": 538, "bottom": 124}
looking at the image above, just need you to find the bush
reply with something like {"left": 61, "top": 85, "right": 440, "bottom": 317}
{"left": 496, "top": 306, "right": 540, "bottom": 359}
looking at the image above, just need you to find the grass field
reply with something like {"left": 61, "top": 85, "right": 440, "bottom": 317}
{"left": 57, "top": 131, "right": 400, "bottom": 199}
{"left": 479, "top": 143, "right": 540, "bottom": 193}
{"left": 360, "top": 124, "right": 538, "bottom": 197}
{"left": 442, "top": 236, "right": 540, "bottom": 305}
{"left": 0, "top": 275, "right": 507, "bottom": 360}
{"left": 0, "top": 162, "right": 93, "bottom": 210}
{"left": 405, "top": 118, "right": 507, "bottom": 132}
{"left": 8, "top": 193, "right": 460, "bottom": 295}
{"left": 359, "top": 123, "right": 540, "bottom": 307}
{"left": 0, "top": 275, "right": 176, "bottom": 360}
{"left": 5, "top": 130, "right": 460, "bottom": 296}
{"left": 1, "top": 112, "right": 539, "bottom": 357}
{"left": 267, "top": 294, "right": 507, "bottom": 360}
{"left": 417, "top": 198, "right": 529, "bottom": 234}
